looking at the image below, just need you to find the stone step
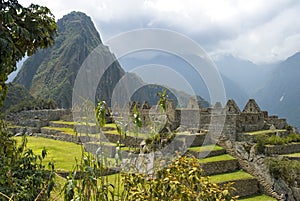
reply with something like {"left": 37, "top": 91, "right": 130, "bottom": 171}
{"left": 41, "top": 126, "right": 77, "bottom": 135}
{"left": 49, "top": 121, "right": 118, "bottom": 134}
{"left": 104, "top": 132, "right": 145, "bottom": 147}
{"left": 84, "top": 142, "right": 121, "bottom": 158}
{"left": 176, "top": 133, "right": 210, "bottom": 147}
{"left": 199, "top": 154, "right": 239, "bottom": 175}
{"left": 187, "top": 145, "right": 226, "bottom": 158}
{"left": 210, "top": 170, "right": 259, "bottom": 198}
{"left": 49, "top": 121, "right": 75, "bottom": 129}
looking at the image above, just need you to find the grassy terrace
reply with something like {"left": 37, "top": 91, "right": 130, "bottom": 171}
{"left": 282, "top": 152, "right": 300, "bottom": 157}
{"left": 239, "top": 194, "right": 276, "bottom": 201}
{"left": 209, "top": 170, "right": 253, "bottom": 183}
{"left": 188, "top": 145, "right": 224, "bottom": 152}
{"left": 45, "top": 122, "right": 150, "bottom": 139}
{"left": 14, "top": 136, "right": 126, "bottom": 171}
{"left": 51, "top": 120, "right": 96, "bottom": 126}
{"left": 42, "top": 126, "right": 78, "bottom": 135}
{"left": 198, "top": 154, "right": 235, "bottom": 163}
{"left": 14, "top": 136, "right": 83, "bottom": 171}
{"left": 244, "top": 129, "right": 286, "bottom": 135}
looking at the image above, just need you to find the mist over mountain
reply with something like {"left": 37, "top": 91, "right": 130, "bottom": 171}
{"left": 10, "top": 12, "right": 206, "bottom": 110}
{"left": 213, "top": 54, "right": 276, "bottom": 96}
{"left": 255, "top": 52, "right": 300, "bottom": 129}
{"left": 119, "top": 52, "right": 249, "bottom": 107}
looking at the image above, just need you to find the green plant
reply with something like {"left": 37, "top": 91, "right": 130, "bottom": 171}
{"left": 0, "top": 122, "right": 55, "bottom": 201}
{"left": 266, "top": 157, "right": 300, "bottom": 185}
{"left": 157, "top": 89, "right": 168, "bottom": 113}
{"left": 122, "top": 155, "right": 238, "bottom": 201}
{"left": 62, "top": 151, "right": 114, "bottom": 201}
{"left": 255, "top": 133, "right": 300, "bottom": 150}
{"left": 96, "top": 101, "right": 107, "bottom": 128}
{"left": 255, "top": 135, "right": 267, "bottom": 154}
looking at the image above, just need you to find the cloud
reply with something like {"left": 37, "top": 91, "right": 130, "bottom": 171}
{"left": 19, "top": 0, "right": 300, "bottom": 64}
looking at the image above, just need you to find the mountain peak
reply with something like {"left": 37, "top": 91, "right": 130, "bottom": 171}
{"left": 57, "top": 11, "right": 102, "bottom": 43}
{"left": 13, "top": 11, "right": 123, "bottom": 108}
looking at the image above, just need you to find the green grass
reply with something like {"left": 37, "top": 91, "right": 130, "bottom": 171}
{"left": 283, "top": 152, "right": 300, "bottom": 157}
{"left": 51, "top": 120, "right": 97, "bottom": 126}
{"left": 105, "top": 130, "right": 150, "bottom": 139}
{"left": 188, "top": 145, "right": 224, "bottom": 152}
{"left": 198, "top": 154, "right": 235, "bottom": 163}
{"left": 209, "top": 170, "right": 253, "bottom": 183}
{"left": 244, "top": 129, "right": 286, "bottom": 135}
{"left": 103, "top": 123, "right": 117, "bottom": 129}
{"left": 85, "top": 141, "right": 124, "bottom": 147}
{"left": 50, "top": 173, "right": 124, "bottom": 200}
{"left": 50, "top": 174, "right": 65, "bottom": 201}
{"left": 42, "top": 126, "right": 77, "bottom": 135}
{"left": 239, "top": 194, "right": 276, "bottom": 201}
{"left": 14, "top": 136, "right": 83, "bottom": 171}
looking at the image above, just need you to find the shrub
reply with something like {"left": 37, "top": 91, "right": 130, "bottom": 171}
{"left": 266, "top": 157, "right": 300, "bottom": 185}
{"left": 122, "top": 155, "right": 238, "bottom": 201}
{"left": 0, "top": 120, "right": 55, "bottom": 201}
{"left": 255, "top": 133, "right": 300, "bottom": 151}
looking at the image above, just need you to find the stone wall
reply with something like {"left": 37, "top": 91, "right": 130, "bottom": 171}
{"left": 265, "top": 143, "right": 300, "bottom": 155}
{"left": 187, "top": 149, "right": 226, "bottom": 158}
{"left": 265, "top": 116, "right": 287, "bottom": 129}
{"left": 6, "top": 109, "right": 70, "bottom": 128}
{"left": 226, "top": 178, "right": 259, "bottom": 197}
{"left": 200, "top": 159, "right": 239, "bottom": 176}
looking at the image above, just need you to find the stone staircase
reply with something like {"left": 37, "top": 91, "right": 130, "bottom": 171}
{"left": 218, "top": 140, "right": 281, "bottom": 200}
{"left": 186, "top": 144, "right": 268, "bottom": 199}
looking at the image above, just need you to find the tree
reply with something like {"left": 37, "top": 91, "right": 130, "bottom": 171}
{"left": 0, "top": 0, "right": 57, "bottom": 106}
{"left": 0, "top": 1, "right": 57, "bottom": 200}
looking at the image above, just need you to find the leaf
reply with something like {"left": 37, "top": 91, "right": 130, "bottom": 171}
{"left": 41, "top": 147, "right": 47, "bottom": 159}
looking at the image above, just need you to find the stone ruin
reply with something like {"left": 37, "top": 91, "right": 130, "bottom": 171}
{"left": 117, "top": 98, "right": 288, "bottom": 141}
{"left": 6, "top": 98, "right": 289, "bottom": 143}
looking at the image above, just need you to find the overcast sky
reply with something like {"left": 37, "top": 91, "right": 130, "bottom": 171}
{"left": 19, "top": 0, "right": 300, "bottom": 64}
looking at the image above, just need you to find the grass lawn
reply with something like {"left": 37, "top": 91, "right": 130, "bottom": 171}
{"left": 198, "top": 154, "right": 235, "bottom": 163}
{"left": 239, "top": 194, "right": 276, "bottom": 201}
{"left": 188, "top": 145, "right": 224, "bottom": 152}
{"left": 209, "top": 170, "right": 253, "bottom": 183}
{"left": 244, "top": 129, "right": 286, "bottom": 135}
{"left": 14, "top": 136, "right": 83, "bottom": 171}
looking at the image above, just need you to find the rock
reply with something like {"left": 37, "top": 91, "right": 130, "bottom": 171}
{"left": 176, "top": 126, "right": 186, "bottom": 133}
{"left": 235, "top": 142, "right": 249, "bottom": 160}
{"left": 292, "top": 187, "right": 300, "bottom": 201}
{"left": 269, "top": 124, "right": 276, "bottom": 130}
{"left": 14, "top": 132, "right": 23, "bottom": 136}
{"left": 249, "top": 145, "right": 256, "bottom": 162}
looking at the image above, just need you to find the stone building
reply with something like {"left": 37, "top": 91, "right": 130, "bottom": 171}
{"left": 125, "top": 98, "right": 288, "bottom": 141}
